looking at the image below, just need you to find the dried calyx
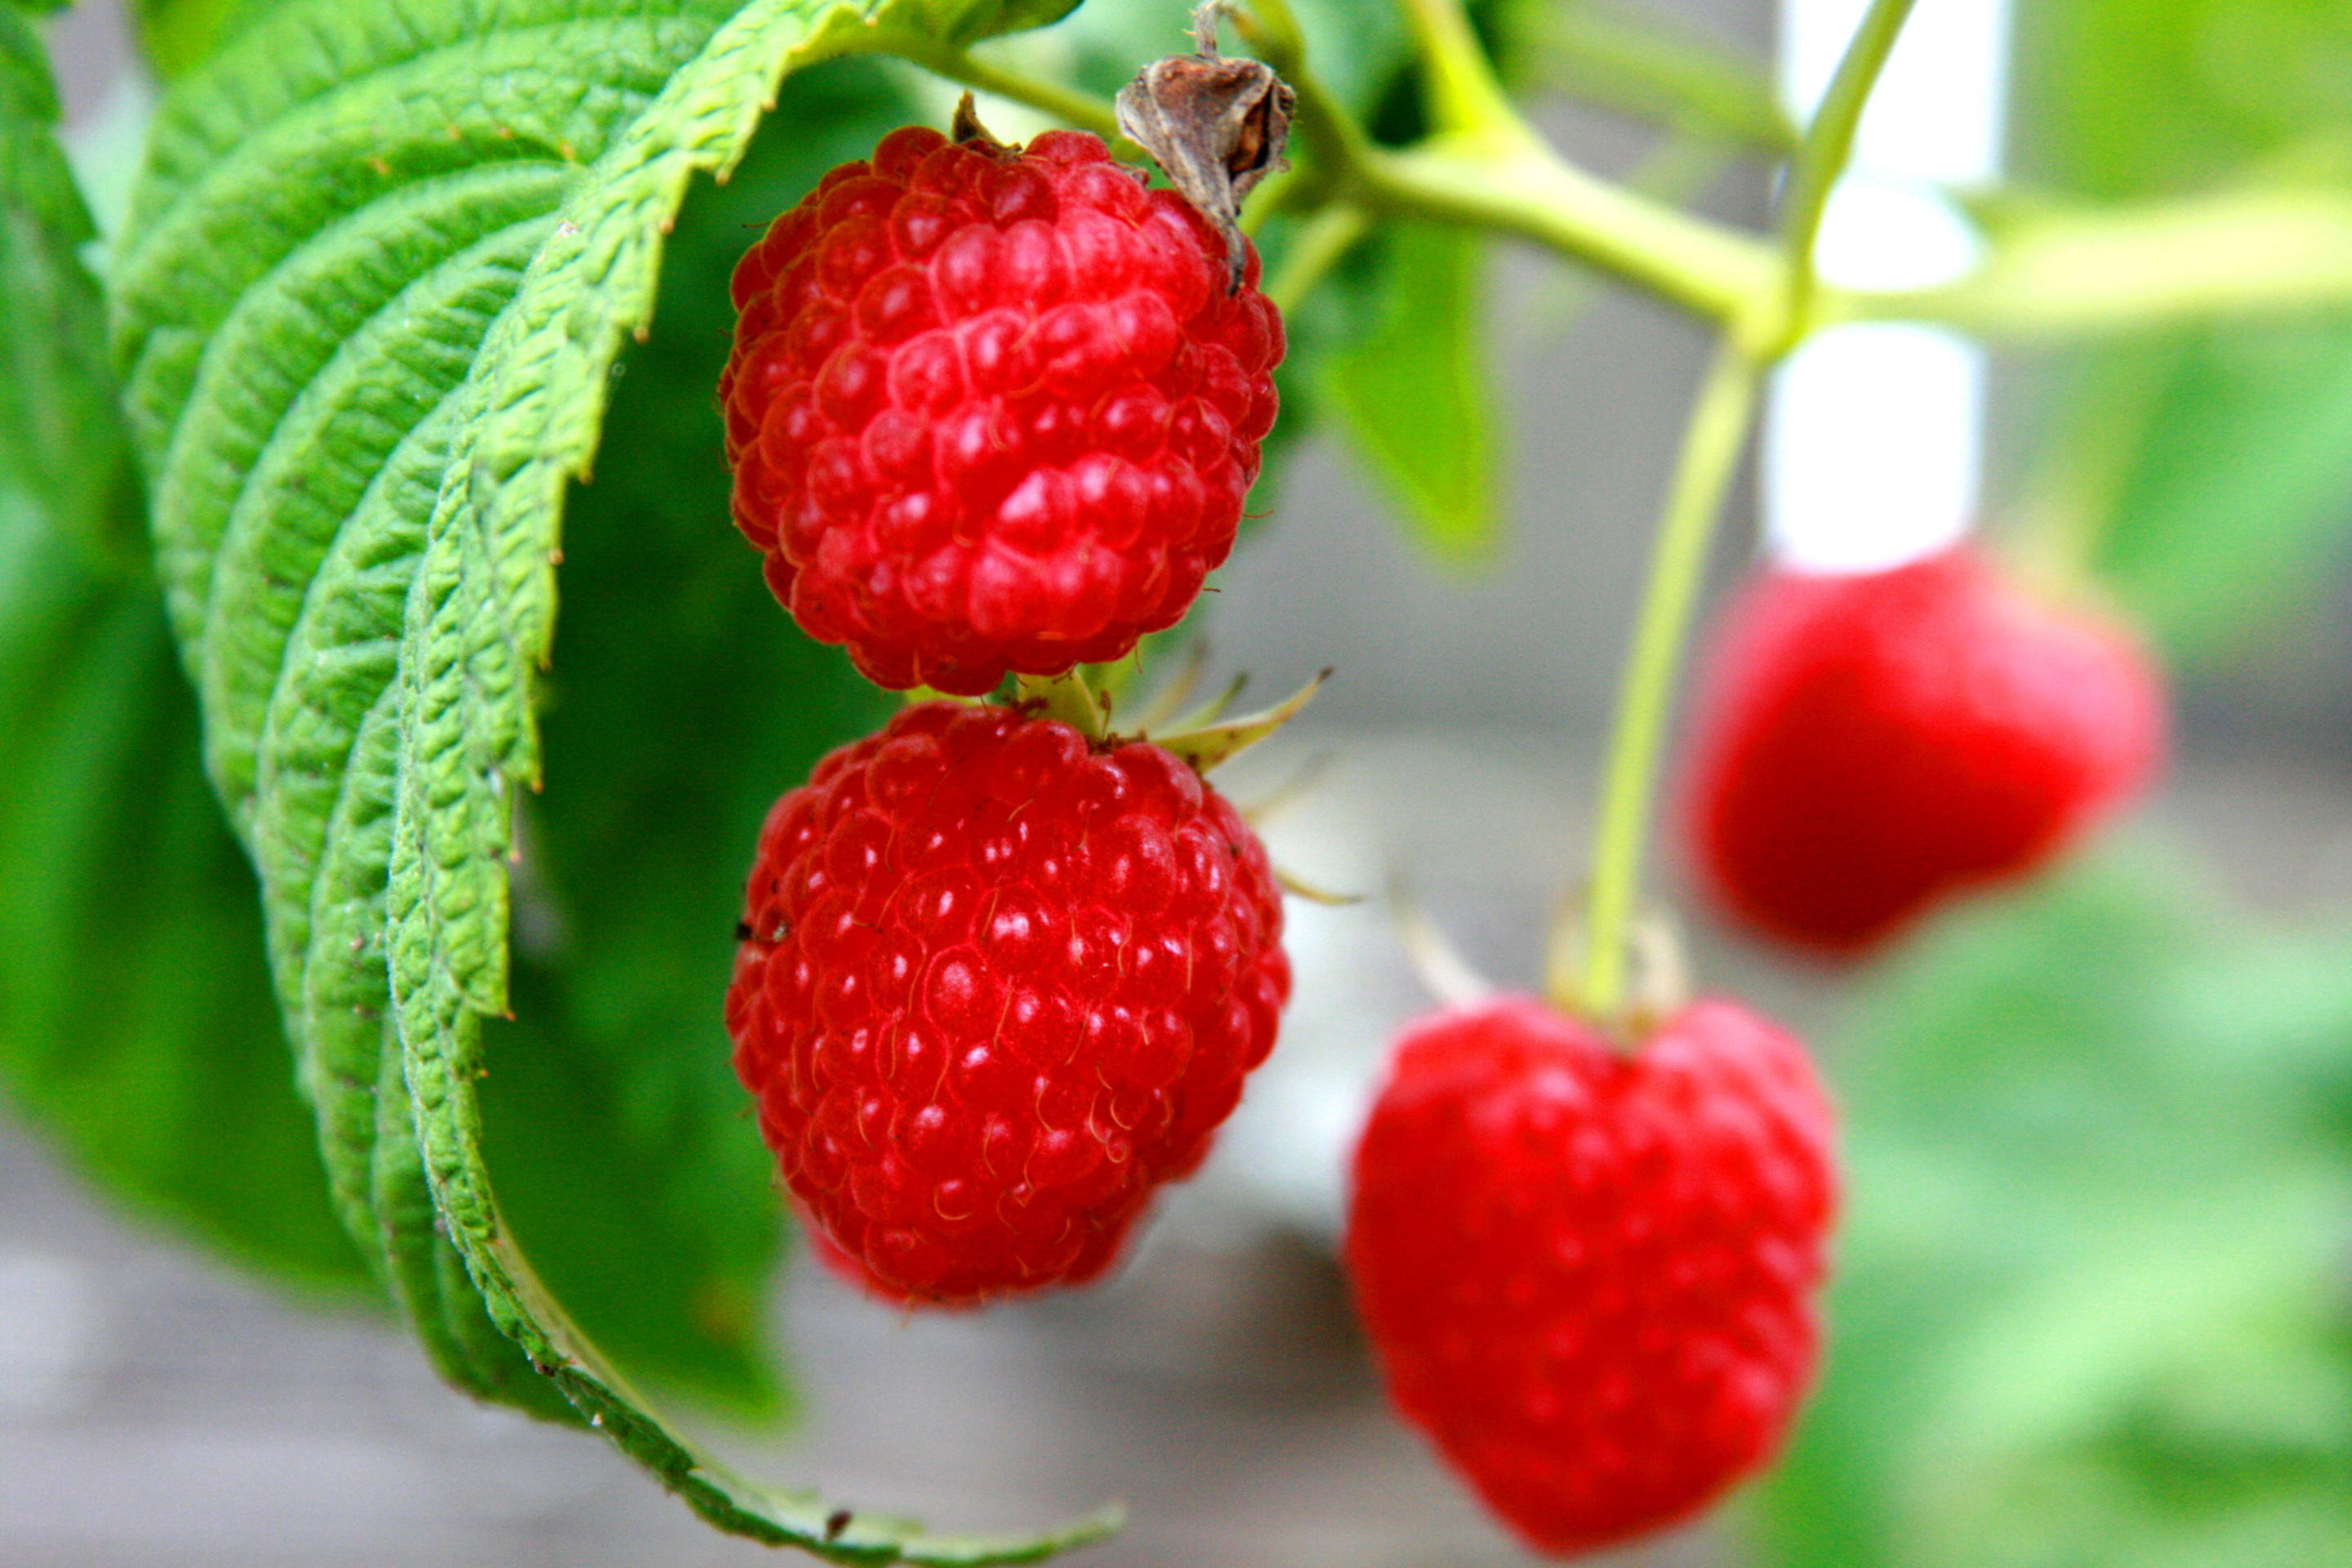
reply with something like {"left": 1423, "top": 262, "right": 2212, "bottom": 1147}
{"left": 1116, "top": 1, "right": 1296, "bottom": 292}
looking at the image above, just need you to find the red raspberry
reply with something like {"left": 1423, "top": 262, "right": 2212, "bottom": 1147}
{"left": 721, "top": 124, "right": 1285, "bottom": 696}
{"left": 1345, "top": 996, "right": 1837, "bottom": 1556}
{"left": 1684, "top": 546, "right": 2166, "bottom": 955}
{"left": 724, "top": 701, "right": 1290, "bottom": 1305}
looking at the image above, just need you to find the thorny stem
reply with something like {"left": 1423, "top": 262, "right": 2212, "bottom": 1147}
{"left": 1567, "top": 342, "right": 1759, "bottom": 1027}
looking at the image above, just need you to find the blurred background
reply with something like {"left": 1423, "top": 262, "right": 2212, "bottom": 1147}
{"left": 11, "top": 0, "right": 2352, "bottom": 1563}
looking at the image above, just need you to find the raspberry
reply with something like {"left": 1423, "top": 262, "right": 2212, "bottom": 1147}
{"left": 1684, "top": 546, "right": 2166, "bottom": 955}
{"left": 1345, "top": 996, "right": 1837, "bottom": 1556}
{"left": 721, "top": 124, "right": 1285, "bottom": 696}
{"left": 724, "top": 701, "right": 1290, "bottom": 1305}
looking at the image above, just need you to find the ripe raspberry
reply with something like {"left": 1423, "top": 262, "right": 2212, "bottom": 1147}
{"left": 1684, "top": 546, "right": 2166, "bottom": 955}
{"left": 724, "top": 701, "right": 1290, "bottom": 1305}
{"left": 1346, "top": 996, "right": 1837, "bottom": 1556}
{"left": 721, "top": 124, "right": 1285, "bottom": 696}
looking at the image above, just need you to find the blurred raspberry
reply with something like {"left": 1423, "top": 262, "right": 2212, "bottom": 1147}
{"left": 1683, "top": 546, "right": 2166, "bottom": 954}
{"left": 725, "top": 701, "right": 1290, "bottom": 1305}
{"left": 1347, "top": 996, "right": 1837, "bottom": 1554}
{"left": 721, "top": 124, "right": 1284, "bottom": 696}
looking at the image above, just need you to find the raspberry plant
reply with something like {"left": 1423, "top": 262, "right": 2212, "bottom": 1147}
{"left": 11, "top": 0, "right": 2352, "bottom": 1561}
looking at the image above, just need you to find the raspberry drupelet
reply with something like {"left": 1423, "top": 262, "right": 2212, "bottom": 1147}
{"left": 724, "top": 701, "right": 1290, "bottom": 1305}
{"left": 722, "top": 125, "right": 1285, "bottom": 696}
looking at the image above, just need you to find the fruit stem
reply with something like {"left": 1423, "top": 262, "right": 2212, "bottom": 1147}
{"left": 1264, "top": 203, "right": 1370, "bottom": 315}
{"left": 1566, "top": 341, "right": 1761, "bottom": 1027}
{"left": 1014, "top": 670, "right": 1109, "bottom": 744}
{"left": 1768, "top": 0, "right": 1920, "bottom": 352}
{"left": 898, "top": 42, "right": 1132, "bottom": 151}
{"left": 1239, "top": 0, "right": 1780, "bottom": 329}
{"left": 1395, "top": 0, "right": 1526, "bottom": 148}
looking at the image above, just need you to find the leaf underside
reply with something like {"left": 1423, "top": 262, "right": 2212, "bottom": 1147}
{"left": 109, "top": 0, "right": 1113, "bottom": 1557}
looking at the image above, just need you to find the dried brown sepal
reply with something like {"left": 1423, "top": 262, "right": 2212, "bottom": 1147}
{"left": 950, "top": 91, "right": 1017, "bottom": 156}
{"left": 1115, "top": 1, "right": 1295, "bottom": 292}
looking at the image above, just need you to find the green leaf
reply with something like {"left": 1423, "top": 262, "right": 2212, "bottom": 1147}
{"left": 0, "top": 0, "right": 353, "bottom": 1290}
{"left": 127, "top": 0, "right": 281, "bottom": 78}
{"left": 1, "top": 7, "right": 137, "bottom": 565}
{"left": 2083, "top": 323, "right": 2352, "bottom": 661}
{"left": 110, "top": 0, "right": 1116, "bottom": 1553}
{"left": 0, "top": 503, "right": 371, "bottom": 1294}
{"left": 2013, "top": 0, "right": 2352, "bottom": 203}
{"left": 476, "top": 53, "right": 903, "bottom": 1426}
{"left": 1754, "top": 843, "right": 2352, "bottom": 1568}
{"left": 1321, "top": 220, "right": 1500, "bottom": 561}
{"left": 2007, "top": 0, "right": 2352, "bottom": 665}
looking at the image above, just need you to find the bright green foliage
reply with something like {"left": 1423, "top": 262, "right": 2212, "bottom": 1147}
{"left": 1, "top": 2, "right": 363, "bottom": 1290}
{"left": 2061, "top": 327, "right": 2352, "bottom": 659}
{"left": 0, "top": 514, "right": 372, "bottom": 1294}
{"left": 2014, "top": 0, "right": 2352, "bottom": 664}
{"left": 1, "top": 8, "right": 135, "bottom": 565}
{"left": 2014, "top": 0, "right": 2352, "bottom": 203}
{"left": 102, "top": 0, "right": 1109, "bottom": 1554}
{"left": 127, "top": 0, "right": 280, "bottom": 78}
{"left": 1323, "top": 221, "right": 1500, "bottom": 560}
{"left": 1757, "top": 843, "right": 2352, "bottom": 1568}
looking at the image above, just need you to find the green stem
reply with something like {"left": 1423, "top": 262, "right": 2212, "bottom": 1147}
{"left": 1773, "top": 0, "right": 1918, "bottom": 346}
{"left": 895, "top": 42, "right": 1129, "bottom": 148}
{"left": 1264, "top": 203, "right": 1370, "bottom": 315}
{"left": 1396, "top": 0, "right": 1525, "bottom": 143}
{"left": 1568, "top": 341, "right": 1761, "bottom": 1024}
{"left": 1014, "top": 670, "right": 1108, "bottom": 744}
{"left": 1546, "top": 4, "right": 1797, "bottom": 154}
{"left": 1356, "top": 140, "right": 1779, "bottom": 326}
{"left": 1245, "top": 0, "right": 1779, "bottom": 327}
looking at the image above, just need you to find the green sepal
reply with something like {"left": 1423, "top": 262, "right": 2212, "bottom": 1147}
{"left": 1147, "top": 666, "right": 1328, "bottom": 773}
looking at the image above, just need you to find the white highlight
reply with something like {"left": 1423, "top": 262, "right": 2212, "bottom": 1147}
{"left": 1767, "top": 0, "right": 2011, "bottom": 572}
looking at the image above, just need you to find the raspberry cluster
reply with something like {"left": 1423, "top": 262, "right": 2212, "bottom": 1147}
{"left": 725, "top": 702, "right": 1290, "bottom": 1304}
{"left": 1346, "top": 996, "right": 1838, "bottom": 1555}
{"left": 722, "top": 125, "right": 1283, "bottom": 696}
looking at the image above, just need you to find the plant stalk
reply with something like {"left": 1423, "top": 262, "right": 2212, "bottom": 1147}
{"left": 898, "top": 42, "right": 1130, "bottom": 148}
{"left": 1771, "top": 0, "right": 1919, "bottom": 349}
{"left": 1244, "top": 0, "right": 1780, "bottom": 328}
{"left": 1395, "top": 0, "right": 1526, "bottom": 145}
{"left": 1567, "top": 341, "right": 1760, "bottom": 1026}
